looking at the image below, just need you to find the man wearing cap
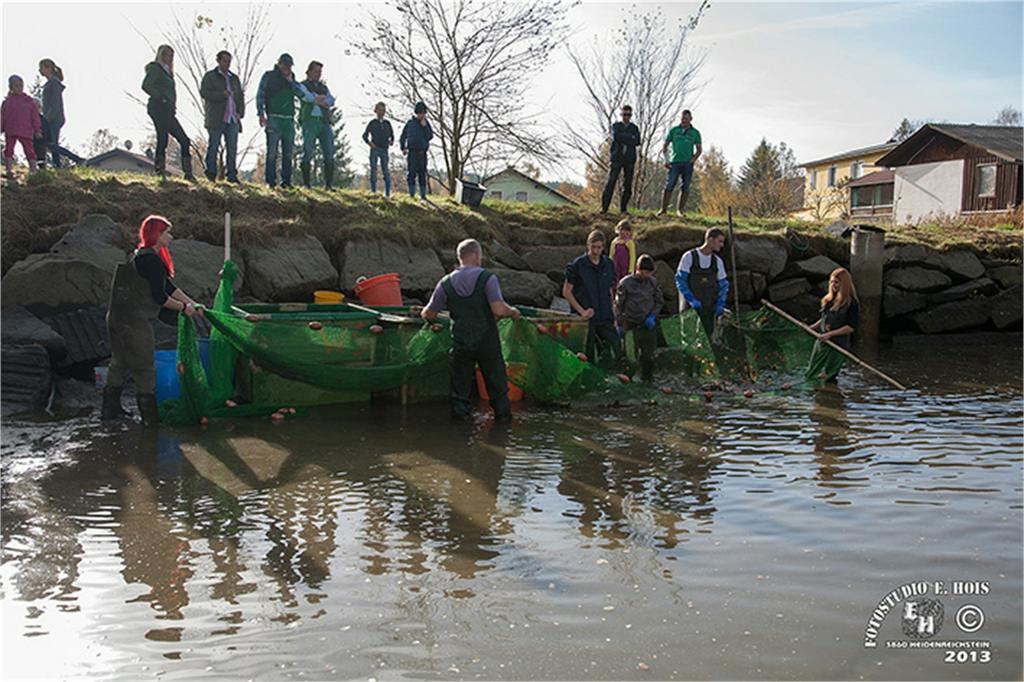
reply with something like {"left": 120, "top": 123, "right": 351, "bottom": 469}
{"left": 399, "top": 101, "right": 434, "bottom": 199}
{"left": 256, "top": 53, "right": 304, "bottom": 188}
{"left": 422, "top": 239, "right": 521, "bottom": 421}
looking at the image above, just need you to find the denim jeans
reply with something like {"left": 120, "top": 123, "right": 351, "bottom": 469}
{"left": 265, "top": 116, "right": 295, "bottom": 187}
{"left": 300, "top": 118, "right": 335, "bottom": 188}
{"left": 43, "top": 118, "right": 79, "bottom": 168}
{"left": 147, "top": 100, "right": 191, "bottom": 167}
{"left": 407, "top": 148, "right": 428, "bottom": 198}
{"left": 665, "top": 161, "right": 694, "bottom": 193}
{"left": 369, "top": 147, "right": 391, "bottom": 196}
{"left": 205, "top": 120, "right": 240, "bottom": 181}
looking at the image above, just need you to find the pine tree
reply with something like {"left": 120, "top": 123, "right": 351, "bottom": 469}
{"left": 694, "top": 145, "right": 735, "bottom": 217}
{"left": 737, "top": 138, "right": 796, "bottom": 218}
{"left": 295, "top": 104, "right": 354, "bottom": 188}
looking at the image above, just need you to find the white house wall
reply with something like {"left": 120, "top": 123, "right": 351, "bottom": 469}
{"left": 892, "top": 159, "right": 964, "bottom": 223}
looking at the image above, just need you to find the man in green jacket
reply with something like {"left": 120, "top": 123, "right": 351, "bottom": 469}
{"left": 256, "top": 53, "right": 303, "bottom": 188}
{"left": 295, "top": 60, "right": 336, "bottom": 189}
{"left": 200, "top": 50, "right": 245, "bottom": 182}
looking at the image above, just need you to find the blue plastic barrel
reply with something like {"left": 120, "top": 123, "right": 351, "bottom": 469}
{"left": 154, "top": 338, "right": 210, "bottom": 404}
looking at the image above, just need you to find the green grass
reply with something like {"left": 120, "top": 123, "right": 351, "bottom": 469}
{"left": 2, "top": 167, "right": 1020, "bottom": 274}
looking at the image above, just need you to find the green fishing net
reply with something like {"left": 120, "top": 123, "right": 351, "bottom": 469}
{"left": 161, "top": 263, "right": 846, "bottom": 425}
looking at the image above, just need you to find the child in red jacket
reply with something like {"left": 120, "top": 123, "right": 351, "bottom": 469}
{"left": 1, "top": 75, "right": 42, "bottom": 176}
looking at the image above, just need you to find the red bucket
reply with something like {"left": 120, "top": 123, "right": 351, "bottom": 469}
{"left": 354, "top": 273, "right": 402, "bottom": 306}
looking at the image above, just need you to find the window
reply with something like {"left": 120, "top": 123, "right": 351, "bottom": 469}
{"left": 808, "top": 170, "right": 817, "bottom": 191}
{"left": 978, "top": 164, "right": 997, "bottom": 197}
{"left": 489, "top": 190, "right": 502, "bottom": 199}
{"left": 850, "top": 161, "right": 863, "bottom": 180}
{"left": 851, "top": 183, "right": 894, "bottom": 209}
{"left": 515, "top": 191, "right": 528, "bottom": 202}
{"left": 827, "top": 166, "right": 837, "bottom": 187}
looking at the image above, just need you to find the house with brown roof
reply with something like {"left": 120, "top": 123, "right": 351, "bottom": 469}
{"left": 874, "top": 124, "right": 1023, "bottom": 223}
{"left": 795, "top": 141, "right": 897, "bottom": 221}
{"left": 481, "top": 167, "right": 579, "bottom": 206}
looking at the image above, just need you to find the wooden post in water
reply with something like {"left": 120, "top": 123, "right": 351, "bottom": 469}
{"left": 224, "top": 212, "right": 232, "bottom": 262}
{"left": 849, "top": 225, "right": 884, "bottom": 352}
{"left": 727, "top": 207, "right": 740, "bottom": 314}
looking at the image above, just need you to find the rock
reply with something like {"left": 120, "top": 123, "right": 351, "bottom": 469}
{"left": 767, "top": 277, "right": 811, "bottom": 302}
{"left": 789, "top": 255, "right": 841, "bottom": 281}
{"left": 884, "top": 243, "right": 933, "bottom": 267}
{"left": 911, "top": 298, "right": 992, "bottom": 334}
{"left": 1, "top": 344, "right": 52, "bottom": 417}
{"left": 927, "top": 278, "right": 998, "bottom": 305}
{"left": 338, "top": 239, "right": 444, "bottom": 294}
{"left": 488, "top": 240, "right": 531, "bottom": 271}
{"left": 243, "top": 234, "right": 338, "bottom": 302}
{"left": 883, "top": 286, "right": 927, "bottom": 318}
{"left": 654, "top": 261, "right": 679, "bottom": 312}
{"left": 734, "top": 237, "right": 788, "bottom": 280}
{"left": 1, "top": 254, "right": 113, "bottom": 315}
{"left": 734, "top": 270, "right": 768, "bottom": 303}
{"left": 989, "top": 285, "right": 1023, "bottom": 330}
{"left": 520, "top": 246, "right": 581, "bottom": 282}
{"left": 491, "top": 268, "right": 558, "bottom": 307}
{"left": 43, "top": 306, "right": 111, "bottom": 368}
{"left": 52, "top": 378, "right": 99, "bottom": 413}
{"left": 987, "top": 264, "right": 1023, "bottom": 290}
{"left": 824, "top": 220, "right": 853, "bottom": 237}
{"left": 168, "top": 239, "right": 244, "bottom": 302}
{"left": 49, "top": 214, "right": 128, "bottom": 273}
{"left": 925, "top": 250, "right": 986, "bottom": 282}
{"left": 549, "top": 296, "right": 572, "bottom": 314}
{"left": 883, "top": 266, "right": 951, "bottom": 293}
{"left": 1, "top": 306, "right": 67, "bottom": 360}
{"left": 776, "top": 293, "right": 821, "bottom": 323}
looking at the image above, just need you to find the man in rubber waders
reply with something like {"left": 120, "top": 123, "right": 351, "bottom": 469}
{"left": 675, "top": 227, "right": 730, "bottom": 339}
{"left": 422, "top": 239, "right": 521, "bottom": 420}
{"left": 103, "top": 215, "right": 204, "bottom": 426}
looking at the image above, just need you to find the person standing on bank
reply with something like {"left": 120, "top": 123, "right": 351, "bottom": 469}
{"left": 363, "top": 102, "right": 394, "bottom": 196}
{"left": 615, "top": 254, "right": 663, "bottom": 382}
{"left": 659, "top": 109, "right": 701, "bottom": 216}
{"left": 38, "top": 59, "right": 83, "bottom": 168}
{"left": 400, "top": 101, "right": 433, "bottom": 199}
{"left": 601, "top": 105, "right": 640, "bottom": 214}
{"left": 103, "top": 215, "right": 203, "bottom": 426}
{"left": 1, "top": 75, "right": 42, "bottom": 176}
{"left": 676, "top": 227, "right": 730, "bottom": 338}
{"left": 815, "top": 267, "right": 859, "bottom": 351}
{"left": 422, "top": 239, "right": 522, "bottom": 421}
{"left": 563, "top": 230, "right": 621, "bottom": 368}
{"left": 142, "top": 45, "right": 196, "bottom": 181}
{"left": 257, "top": 53, "right": 302, "bottom": 188}
{"left": 295, "top": 60, "right": 337, "bottom": 189}
{"left": 200, "top": 50, "right": 244, "bottom": 183}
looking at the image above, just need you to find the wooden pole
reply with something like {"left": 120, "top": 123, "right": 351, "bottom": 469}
{"left": 727, "top": 207, "right": 740, "bottom": 314}
{"left": 224, "top": 212, "right": 232, "bottom": 262}
{"left": 760, "top": 298, "right": 907, "bottom": 391}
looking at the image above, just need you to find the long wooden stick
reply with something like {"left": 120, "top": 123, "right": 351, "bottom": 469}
{"left": 345, "top": 301, "right": 422, "bottom": 325}
{"left": 224, "top": 212, "right": 231, "bottom": 262}
{"left": 727, "top": 207, "right": 740, "bottom": 315}
{"left": 760, "top": 299, "right": 907, "bottom": 390}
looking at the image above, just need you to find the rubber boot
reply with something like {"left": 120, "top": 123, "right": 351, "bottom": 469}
{"left": 676, "top": 187, "right": 690, "bottom": 217}
{"left": 181, "top": 154, "right": 197, "bottom": 182}
{"left": 656, "top": 190, "right": 672, "bottom": 216}
{"left": 137, "top": 393, "right": 159, "bottom": 427}
{"left": 153, "top": 151, "right": 166, "bottom": 177}
{"left": 101, "top": 385, "right": 127, "bottom": 420}
{"left": 301, "top": 162, "right": 312, "bottom": 188}
{"left": 324, "top": 162, "right": 335, "bottom": 191}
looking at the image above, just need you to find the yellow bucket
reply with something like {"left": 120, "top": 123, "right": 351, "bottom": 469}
{"left": 313, "top": 290, "right": 345, "bottom": 304}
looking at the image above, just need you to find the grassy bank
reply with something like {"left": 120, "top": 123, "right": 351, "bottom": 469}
{"left": 1, "top": 167, "right": 1020, "bottom": 274}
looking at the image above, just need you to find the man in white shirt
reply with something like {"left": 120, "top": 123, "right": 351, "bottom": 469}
{"left": 675, "top": 227, "right": 731, "bottom": 337}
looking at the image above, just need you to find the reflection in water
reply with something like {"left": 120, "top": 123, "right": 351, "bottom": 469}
{"left": 1, "top": 334, "right": 1022, "bottom": 680}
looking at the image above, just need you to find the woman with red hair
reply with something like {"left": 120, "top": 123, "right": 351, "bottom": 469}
{"left": 103, "top": 214, "right": 202, "bottom": 425}
{"left": 816, "top": 267, "right": 859, "bottom": 351}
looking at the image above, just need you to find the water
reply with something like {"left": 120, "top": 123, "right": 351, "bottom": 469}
{"left": 2, "top": 334, "right": 1021, "bottom": 680}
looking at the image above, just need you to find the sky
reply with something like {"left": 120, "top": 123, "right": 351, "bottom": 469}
{"left": 2, "top": 1, "right": 1021, "bottom": 182}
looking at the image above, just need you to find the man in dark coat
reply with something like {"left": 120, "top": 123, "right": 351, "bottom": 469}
{"left": 601, "top": 105, "right": 641, "bottom": 214}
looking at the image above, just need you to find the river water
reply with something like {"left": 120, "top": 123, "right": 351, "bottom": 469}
{"left": 1, "top": 333, "right": 1021, "bottom": 681}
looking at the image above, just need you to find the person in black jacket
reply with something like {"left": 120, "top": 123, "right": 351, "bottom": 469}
{"left": 363, "top": 102, "right": 394, "bottom": 196}
{"left": 601, "top": 105, "right": 641, "bottom": 214}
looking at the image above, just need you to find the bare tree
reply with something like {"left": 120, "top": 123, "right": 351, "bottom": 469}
{"left": 565, "top": 2, "right": 709, "bottom": 210}
{"left": 355, "top": 0, "right": 572, "bottom": 193}
{"left": 992, "top": 106, "right": 1022, "bottom": 126}
{"left": 84, "top": 129, "right": 122, "bottom": 158}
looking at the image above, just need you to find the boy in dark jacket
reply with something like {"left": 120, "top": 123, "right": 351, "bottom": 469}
{"left": 614, "top": 254, "right": 663, "bottom": 381}
{"left": 363, "top": 102, "right": 394, "bottom": 196}
{"left": 399, "top": 101, "right": 433, "bottom": 198}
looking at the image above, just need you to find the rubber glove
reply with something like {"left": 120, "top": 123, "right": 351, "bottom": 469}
{"left": 644, "top": 312, "right": 656, "bottom": 330}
